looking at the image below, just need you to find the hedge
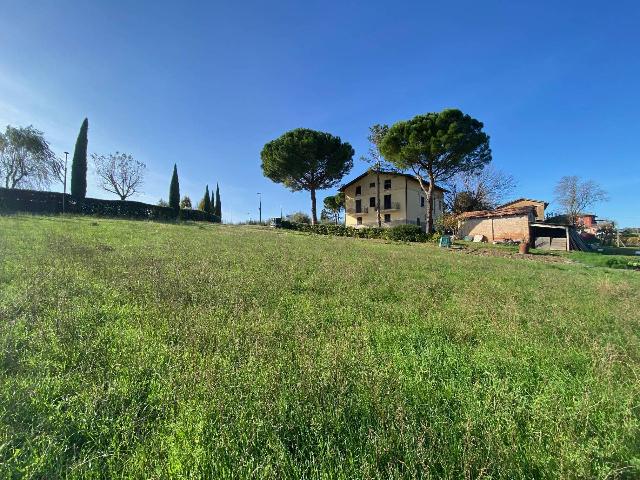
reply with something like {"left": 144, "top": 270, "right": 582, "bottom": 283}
{"left": 278, "top": 220, "right": 437, "bottom": 243}
{"left": 0, "top": 187, "right": 219, "bottom": 223}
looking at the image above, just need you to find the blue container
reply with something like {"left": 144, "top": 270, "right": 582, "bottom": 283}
{"left": 439, "top": 235, "right": 452, "bottom": 248}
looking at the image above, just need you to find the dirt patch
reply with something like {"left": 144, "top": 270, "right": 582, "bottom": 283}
{"left": 452, "top": 246, "right": 572, "bottom": 264}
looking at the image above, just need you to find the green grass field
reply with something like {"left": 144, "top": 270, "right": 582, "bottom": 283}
{"left": 1, "top": 215, "right": 639, "bottom": 479}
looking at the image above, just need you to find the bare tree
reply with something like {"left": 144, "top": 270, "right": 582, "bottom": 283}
{"left": 0, "top": 125, "right": 58, "bottom": 189}
{"left": 554, "top": 175, "right": 608, "bottom": 225}
{"left": 446, "top": 165, "right": 516, "bottom": 213}
{"left": 93, "top": 152, "right": 146, "bottom": 200}
{"left": 50, "top": 156, "right": 66, "bottom": 188}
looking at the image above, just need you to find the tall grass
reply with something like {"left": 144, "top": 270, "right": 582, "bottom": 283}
{"left": 1, "top": 215, "right": 639, "bottom": 479}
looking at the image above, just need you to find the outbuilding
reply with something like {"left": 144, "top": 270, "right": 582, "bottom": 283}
{"left": 457, "top": 205, "right": 590, "bottom": 251}
{"left": 457, "top": 205, "right": 536, "bottom": 243}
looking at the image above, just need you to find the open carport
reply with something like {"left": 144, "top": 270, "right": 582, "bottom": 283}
{"left": 531, "top": 223, "right": 590, "bottom": 251}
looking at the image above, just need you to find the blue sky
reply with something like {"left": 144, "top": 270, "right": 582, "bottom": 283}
{"left": 1, "top": 1, "right": 638, "bottom": 225}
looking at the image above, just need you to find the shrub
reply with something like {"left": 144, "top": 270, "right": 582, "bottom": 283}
{"left": 0, "top": 187, "right": 219, "bottom": 223}
{"left": 429, "top": 231, "right": 442, "bottom": 244}
{"left": 605, "top": 257, "right": 633, "bottom": 269}
{"left": 288, "top": 211, "right": 311, "bottom": 224}
{"left": 387, "top": 224, "right": 427, "bottom": 242}
{"left": 278, "top": 221, "right": 427, "bottom": 243}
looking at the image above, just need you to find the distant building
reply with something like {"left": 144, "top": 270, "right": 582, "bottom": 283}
{"left": 339, "top": 170, "right": 446, "bottom": 229}
{"left": 577, "top": 214, "right": 597, "bottom": 228}
{"left": 545, "top": 213, "right": 611, "bottom": 236}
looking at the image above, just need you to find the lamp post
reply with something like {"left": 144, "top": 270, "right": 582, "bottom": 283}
{"left": 257, "top": 192, "right": 262, "bottom": 223}
{"left": 62, "top": 151, "right": 69, "bottom": 214}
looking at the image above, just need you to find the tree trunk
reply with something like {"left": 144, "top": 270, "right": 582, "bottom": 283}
{"left": 426, "top": 171, "right": 436, "bottom": 233}
{"left": 414, "top": 170, "right": 436, "bottom": 233}
{"left": 376, "top": 167, "right": 381, "bottom": 227}
{"left": 310, "top": 188, "right": 317, "bottom": 225}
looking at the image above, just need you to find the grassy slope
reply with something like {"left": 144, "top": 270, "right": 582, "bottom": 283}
{"left": 1, "top": 215, "right": 639, "bottom": 479}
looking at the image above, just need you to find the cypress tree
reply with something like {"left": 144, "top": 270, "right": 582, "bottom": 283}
{"left": 169, "top": 164, "right": 180, "bottom": 211}
{"left": 214, "top": 183, "right": 222, "bottom": 222}
{"left": 203, "top": 185, "right": 212, "bottom": 213}
{"left": 70, "top": 118, "right": 88, "bottom": 198}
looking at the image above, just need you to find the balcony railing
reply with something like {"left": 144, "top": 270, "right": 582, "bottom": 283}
{"left": 346, "top": 206, "right": 369, "bottom": 214}
{"left": 381, "top": 202, "right": 401, "bottom": 211}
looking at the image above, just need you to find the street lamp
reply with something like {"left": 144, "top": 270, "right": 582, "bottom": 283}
{"left": 257, "top": 192, "right": 262, "bottom": 223}
{"left": 62, "top": 151, "right": 69, "bottom": 214}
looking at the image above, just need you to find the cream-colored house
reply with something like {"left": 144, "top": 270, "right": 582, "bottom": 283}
{"left": 339, "top": 170, "right": 446, "bottom": 230}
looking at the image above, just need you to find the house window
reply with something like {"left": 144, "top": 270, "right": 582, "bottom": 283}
{"left": 369, "top": 182, "right": 375, "bottom": 188}
{"left": 417, "top": 217, "right": 420, "bottom": 226}
{"left": 356, "top": 216, "right": 362, "bottom": 225}
{"left": 421, "top": 196, "right": 425, "bottom": 207}
{"left": 369, "top": 196, "right": 376, "bottom": 208}
{"left": 355, "top": 185, "right": 361, "bottom": 196}
{"left": 384, "top": 214, "right": 391, "bottom": 223}
{"left": 355, "top": 199, "right": 362, "bottom": 213}
{"left": 383, "top": 194, "right": 391, "bottom": 210}
{"left": 384, "top": 179, "right": 391, "bottom": 190}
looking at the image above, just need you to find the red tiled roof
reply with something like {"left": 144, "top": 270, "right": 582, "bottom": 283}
{"left": 497, "top": 198, "right": 549, "bottom": 209}
{"left": 339, "top": 169, "right": 448, "bottom": 192}
{"left": 458, "top": 205, "right": 536, "bottom": 220}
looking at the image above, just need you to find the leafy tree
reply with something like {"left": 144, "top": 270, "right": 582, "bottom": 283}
{"left": 287, "top": 211, "right": 311, "bottom": 224}
{"left": 553, "top": 175, "right": 608, "bottom": 226}
{"left": 261, "top": 128, "right": 354, "bottom": 224}
{"left": 379, "top": 109, "right": 491, "bottom": 232}
{"left": 214, "top": 183, "right": 221, "bottom": 222}
{"left": 596, "top": 221, "right": 616, "bottom": 246}
{"left": 320, "top": 209, "right": 333, "bottom": 223}
{"left": 435, "top": 212, "right": 460, "bottom": 235}
{"left": 201, "top": 185, "right": 212, "bottom": 213}
{"left": 180, "top": 196, "right": 192, "bottom": 209}
{"left": 169, "top": 164, "right": 180, "bottom": 211}
{"left": 451, "top": 191, "right": 486, "bottom": 214}
{"left": 322, "top": 192, "right": 345, "bottom": 224}
{"left": 92, "top": 152, "right": 145, "bottom": 200}
{"left": 0, "top": 125, "right": 56, "bottom": 189}
{"left": 157, "top": 198, "right": 169, "bottom": 207}
{"left": 361, "top": 124, "right": 395, "bottom": 226}
{"left": 70, "top": 118, "right": 89, "bottom": 198}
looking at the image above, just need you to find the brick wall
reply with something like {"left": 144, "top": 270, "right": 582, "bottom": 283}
{"left": 458, "top": 213, "right": 532, "bottom": 241}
